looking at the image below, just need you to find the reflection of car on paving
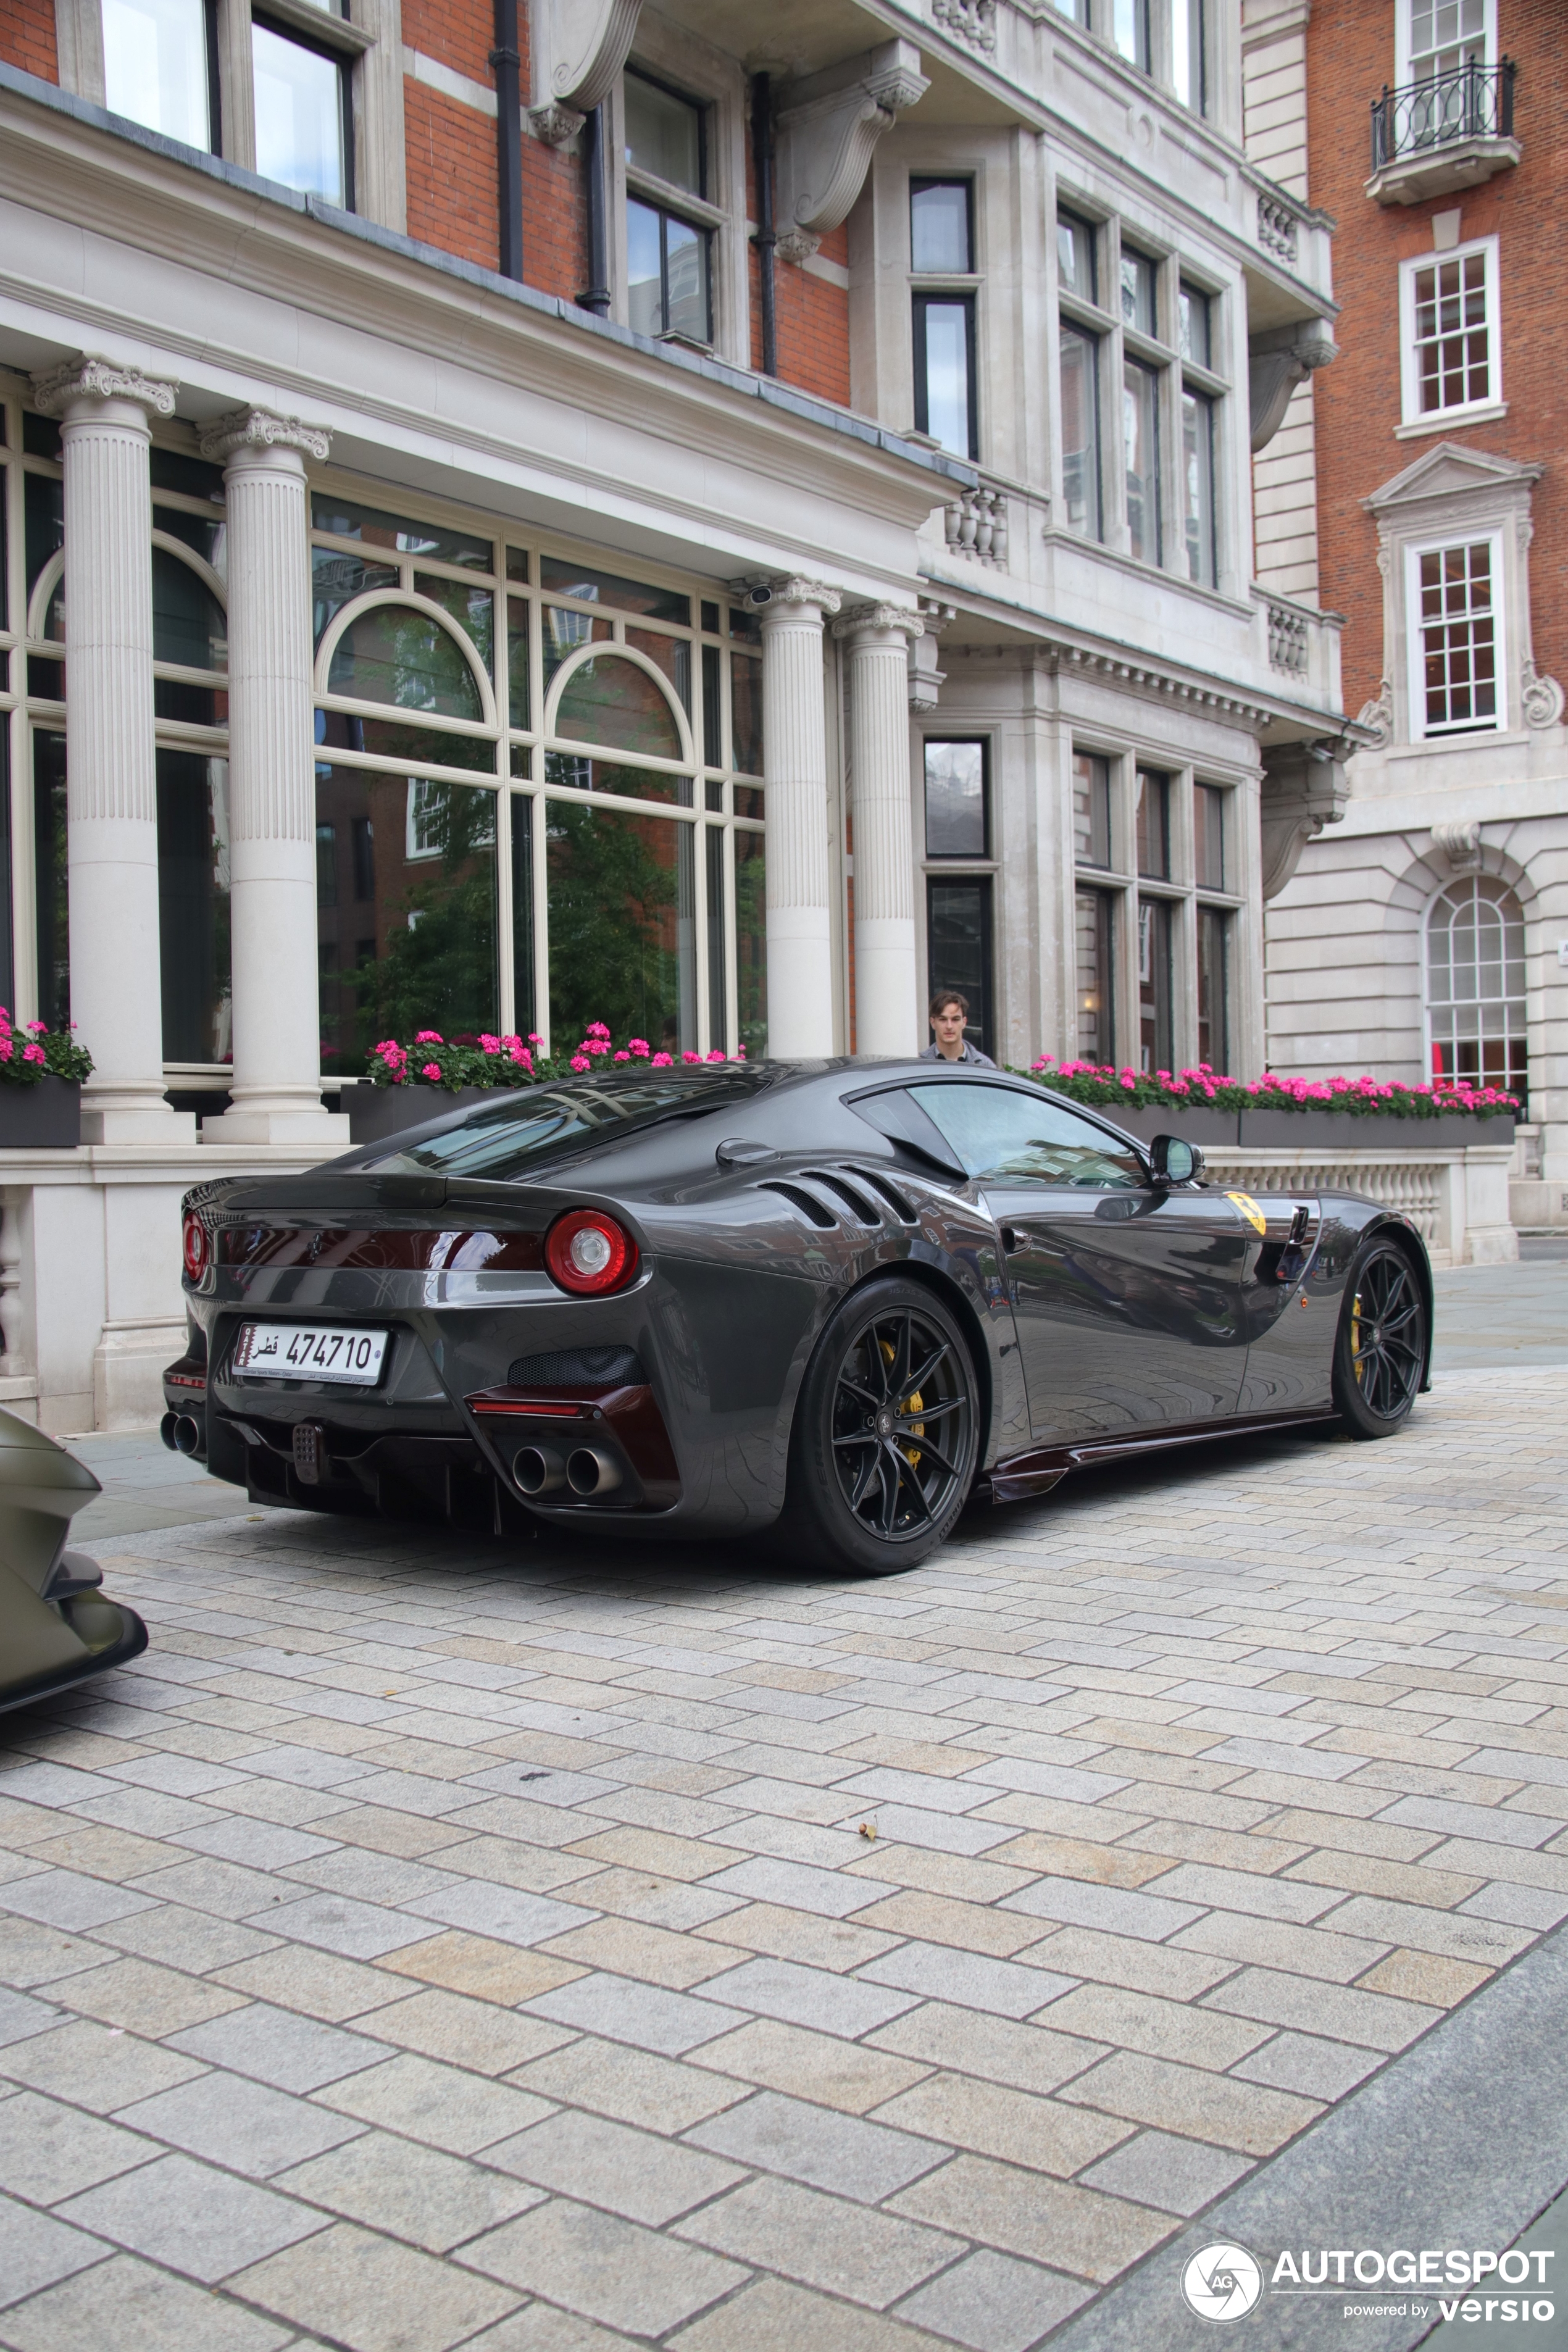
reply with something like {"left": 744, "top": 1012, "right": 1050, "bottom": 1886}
{"left": 0, "top": 1410, "right": 147, "bottom": 1713}
{"left": 167, "top": 1062, "right": 1433, "bottom": 1577}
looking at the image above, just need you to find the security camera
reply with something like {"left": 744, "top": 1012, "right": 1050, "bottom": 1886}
{"left": 748, "top": 585, "right": 773, "bottom": 607}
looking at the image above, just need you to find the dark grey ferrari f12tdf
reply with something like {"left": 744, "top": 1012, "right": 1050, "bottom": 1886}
{"left": 166, "top": 1062, "right": 1432, "bottom": 1576}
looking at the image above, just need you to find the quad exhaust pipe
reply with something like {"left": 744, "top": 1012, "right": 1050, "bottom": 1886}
{"left": 512, "top": 1442, "right": 622, "bottom": 1498}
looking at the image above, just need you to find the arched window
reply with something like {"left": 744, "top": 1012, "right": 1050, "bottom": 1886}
{"left": 1426, "top": 875, "right": 1527, "bottom": 1101}
{"left": 553, "top": 651, "right": 685, "bottom": 762}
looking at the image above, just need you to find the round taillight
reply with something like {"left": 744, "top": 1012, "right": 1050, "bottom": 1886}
{"left": 544, "top": 1208, "right": 639, "bottom": 1297}
{"left": 182, "top": 1213, "right": 211, "bottom": 1285}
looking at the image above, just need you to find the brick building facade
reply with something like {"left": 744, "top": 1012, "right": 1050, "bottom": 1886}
{"left": 1253, "top": 0, "right": 1567, "bottom": 1226}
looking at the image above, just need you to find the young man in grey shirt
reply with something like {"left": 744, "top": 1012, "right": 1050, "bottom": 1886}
{"left": 920, "top": 990, "right": 996, "bottom": 1067}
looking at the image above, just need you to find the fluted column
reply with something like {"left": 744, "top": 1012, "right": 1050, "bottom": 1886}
{"left": 32, "top": 356, "right": 190, "bottom": 1140}
{"left": 760, "top": 577, "right": 840, "bottom": 1059}
{"left": 836, "top": 603, "right": 922, "bottom": 1059}
{"left": 199, "top": 409, "right": 346, "bottom": 1144}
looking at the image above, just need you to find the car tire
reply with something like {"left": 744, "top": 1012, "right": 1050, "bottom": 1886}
{"left": 773, "top": 1277, "right": 979, "bottom": 1577}
{"left": 1331, "top": 1234, "right": 1428, "bottom": 1440}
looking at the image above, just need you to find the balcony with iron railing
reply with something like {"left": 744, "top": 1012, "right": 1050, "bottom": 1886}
{"left": 1367, "top": 59, "right": 1519, "bottom": 207}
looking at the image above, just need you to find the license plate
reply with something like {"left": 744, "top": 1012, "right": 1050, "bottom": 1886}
{"left": 233, "top": 1323, "right": 390, "bottom": 1386}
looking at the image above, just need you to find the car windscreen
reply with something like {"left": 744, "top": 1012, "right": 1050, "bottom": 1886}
{"left": 360, "top": 1071, "right": 773, "bottom": 1183}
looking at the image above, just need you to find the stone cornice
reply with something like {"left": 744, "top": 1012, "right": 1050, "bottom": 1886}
{"left": 30, "top": 351, "right": 177, "bottom": 419}
{"left": 199, "top": 407, "right": 332, "bottom": 465}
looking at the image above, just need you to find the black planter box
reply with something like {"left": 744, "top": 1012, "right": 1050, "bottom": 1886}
{"left": 0, "top": 1077, "right": 81, "bottom": 1148}
{"left": 1053, "top": 1093, "right": 1514, "bottom": 1155}
{"left": 346, "top": 1083, "right": 518, "bottom": 1146}
{"left": 1093, "top": 1103, "right": 1240, "bottom": 1148}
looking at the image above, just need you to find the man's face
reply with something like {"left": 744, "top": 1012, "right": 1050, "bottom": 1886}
{"left": 932, "top": 1002, "right": 966, "bottom": 1055}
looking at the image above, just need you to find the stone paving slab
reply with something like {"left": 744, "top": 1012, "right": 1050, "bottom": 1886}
{"left": 0, "top": 1366, "right": 1565, "bottom": 2349}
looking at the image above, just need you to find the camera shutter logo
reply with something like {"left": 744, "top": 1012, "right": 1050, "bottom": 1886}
{"left": 1182, "top": 2244, "right": 1264, "bottom": 2323}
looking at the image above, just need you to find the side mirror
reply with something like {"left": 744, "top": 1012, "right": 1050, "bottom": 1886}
{"left": 1150, "top": 1133, "right": 1204, "bottom": 1186}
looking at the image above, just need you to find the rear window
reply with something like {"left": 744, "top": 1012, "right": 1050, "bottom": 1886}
{"left": 361, "top": 1069, "right": 774, "bottom": 1182}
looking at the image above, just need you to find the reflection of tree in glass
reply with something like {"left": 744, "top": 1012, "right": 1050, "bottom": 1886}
{"left": 329, "top": 604, "right": 483, "bottom": 720}
{"left": 354, "top": 782, "right": 498, "bottom": 1048}
{"left": 735, "top": 831, "right": 767, "bottom": 1058}
{"left": 548, "top": 801, "right": 679, "bottom": 1046}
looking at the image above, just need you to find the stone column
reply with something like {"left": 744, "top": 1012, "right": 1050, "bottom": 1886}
{"left": 31, "top": 356, "right": 190, "bottom": 1141}
{"left": 759, "top": 577, "right": 840, "bottom": 1059}
{"left": 199, "top": 409, "right": 347, "bottom": 1144}
{"left": 835, "top": 603, "right": 922, "bottom": 1059}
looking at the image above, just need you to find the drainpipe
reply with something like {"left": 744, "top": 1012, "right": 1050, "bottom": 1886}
{"left": 580, "top": 102, "right": 612, "bottom": 316}
{"left": 490, "top": 0, "right": 523, "bottom": 282}
{"left": 752, "top": 73, "right": 777, "bottom": 377}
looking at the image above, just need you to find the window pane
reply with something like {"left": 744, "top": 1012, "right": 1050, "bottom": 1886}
{"left": 33, "top": 732, "right": 69, "bottom": 1030}
{"left": 1124, "top": 360, "right": 1161, "bottom": 563}
{"left": 153, "top": 549, "right": 228, "bottom": 671}
{"left": 1135, "top": 770, "right": 1170, "bottom": 878}
{"left": 316, "top": 710, "right": 494, "bottom": 774}
{"left": 911, "top": 180, "right": 972, "bottom": 274}
{"left": 1412, "top": 0, "right": 1486, "bottom": 78}
{"left": 252, "top": 24, "right": 346, "bottom": 205}
{"left": 554, "top": 654, "right": 683, "bottom": 761}
{"left": 1426, "top": 876, "right": 1527, "bottom": 1100}
{"left": 317, "top": 767, "right": 498, "bottom": 1074}
{"left": 1178, "top": 283, "right": 1211, "bottom": 366}
{"left": 911, "top": 1082, "right": 1143, "bottom": 1188}
{"left": 1113, "top": 0, "right": 1151, "bottom": 71}
{"left": 24, "top": 471, "right": 63, "bottom": 607}
{"left": 511, "top": 793, "right": 535, "bottom": 1040}
{"left": 158, "top": 751, "right": 231, "bottom": 1063}
{"left": 1120, "top": 249, "right": 1157, "bottom": 336}
{"left": 0, "top": 733, "right": 9, "bottom": 1014}
{"left": 1072, "top": 753, "right": 1111, "bottom": 868}
{"left": 736, "top": 828, "right": 766, "bottom": 1058}
{"left": 624, "top": 70, "right": 703, "bottom": 196}
{"left": 327, "top": 605, "right": 484, "bottom": 720}
{"left": 1197, "top": 904, "right": 1229, "bottom": 1070}
{"left": 1413, "top": 253, "right": 1490, "bottom": 414}
{"left": 1060, "top": 326, "right": 1101, "bottom": 540}
{"left": 925, "top": 878, "right": 994, "bottom": 1060}
{"left": 415, "top": 577, "right": 494, "bottom": 676}
{"left": 664, "top": 212, "right": 711, "bottom": 343}
{"left": 730, "top": 654, "right": 762, "bottom": 775}
{"left": 543, "top": 752, "right": 690, "bottom": 807}
{"left": 706, "top": 825, "right": 725, "bottom": 1049}
{"left": 1075, "top": 886, "right": 1114, "bottom": 1062}
{"left": 1138, "top": 896, "right": 1173, "bottom": 1072}
{"left": 547, "top": 801, "right": 696, "bottom": 1055}
{"left": 1418, "top": 540, "right": 1497, "bottom": 733}
{"left": 916, "top": 299, "right": 975, "bottom": 457}
{"left": 539, "top": 557, "right": 691, "bottom": 627}
{"left": 1056, "top": 210, "right": 1097, "bottom": 304}
{"left": 155, "top": 503, "right": 227, "bottom": 572}
{"left": 627, "top": 629, "right": 690, "bottom": 712}
{"left": 103, "top": 0, "right": 210, "bottom": 148}
{"left": 543, "top": 606, "right": 611, "bottom": 693}
{"left": 1195, "top": 783, "right": 1227, "bottom": 891}
{"left": 1172, "top": 0, "right": 1206, "bottom": 111}
{"left": 1182, "top": 388, "right": 1216, "bottom": 588}
{"left": 507, "top": 597, "right": 530, "bottom": 731}
{"left": 924, "top": 741, "right": 986, "bottom": 858}
{"left": 312, "top": 498, "right": 491, "bottom": 571}
{"left": 627, "top": 198, "right": 664, "bottom": 336}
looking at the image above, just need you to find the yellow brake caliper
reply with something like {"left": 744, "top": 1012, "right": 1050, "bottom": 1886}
{"left": 880, "top": 1338, "right": 925, "bottom": 1465}
{"left": 1350, "top": 1287, "right": 1366, "bottom": 1387}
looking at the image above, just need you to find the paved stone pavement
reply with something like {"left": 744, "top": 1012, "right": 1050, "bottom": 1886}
{"left": 2, "top": 1357, "right": 1567, "bottom": 2350}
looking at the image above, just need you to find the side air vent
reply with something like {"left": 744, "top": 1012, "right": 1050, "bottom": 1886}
{"left": 759, "top": 1182, "right": 837, "bottom": 1230}
{"left": 507, "top": 1346, "right": 647, "bottom": 1387}
{"left": 803, "top": 1170, "right": 881, "bottom": 1224}
{"left": 856, "top": 1169, "right": 917, "bottom": 1223}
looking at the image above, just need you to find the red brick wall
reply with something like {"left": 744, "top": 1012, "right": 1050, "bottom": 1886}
{"left": 1307, "top": 0, "right": 1567, "bottom": 716}
{"left": 404, "top": 80, "right": 501, "bottom": 273}
{"left": 0, "top": 0, "right": 57, "bottom": 81}
{"left": 522, "top": 135, "right": 586, "bottom": 303}
{"left": 746, "top": 112, "right": 853, "bottom": 404}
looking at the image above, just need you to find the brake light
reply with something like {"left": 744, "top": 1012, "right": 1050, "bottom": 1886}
{"left": 544, "top": 1208, "right": 639, "bottom": 1296}
{"left": 182, "top": 1213, "right": 211, "bottom": 1284}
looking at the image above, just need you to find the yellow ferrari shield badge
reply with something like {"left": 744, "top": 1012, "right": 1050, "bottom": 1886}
{"left": 1225, "top": 1190, "right": 1267, "bottom": 1236}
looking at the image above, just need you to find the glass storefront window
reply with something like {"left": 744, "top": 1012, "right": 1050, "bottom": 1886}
{"left": 547, "top": 801, "right": 696, "bottom": 1054}
{"left": 1196, "top": 903, "right": 1229, "bottom": 1071}
{"left": 327, "top": 603, "right": 485, "bottom": 721}
{"left": 1075, "top": 886, "right": 1114, "bottom": 1063}
{"left": 926, "top": 876, "right": 994, "bottom": 1059}
{"left": 1139, "top": 896, "right": 1174, "bottom": 1072}
{"left": 1136, "top": 769, "right": 1170, "bottom": 879}
{"left": 554, "top": 654, "right": 684, "bottom": 760}
{"left": 158, "top": 751, "right": 231, "bottom": 1063}
{"left": 1072, "top": 752, "right": 1112, "bottom": 869}
{"left": 33, "top": 730, "right": 69, "bottom": 1030}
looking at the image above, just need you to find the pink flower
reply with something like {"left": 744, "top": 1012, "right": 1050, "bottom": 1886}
{"left": 21, "top": 1044, "right": 43, "bottom": 1064}
{"left": 586, "top": 1022, "right": 611, "bottom": 1040}
{"left": 508, "top": 1043, "right": 533, "bottom": 1069}
{"left": 682, "top": 1051, "right": 701, "bottom": 1064}
{"left": 0, "top": 1039, "right": 12, "bottom": 1062}
{"left": 706, "top": 1048, "right": 725, "bottom": 1062}
{"left": 25, "top": 1020, "right": 47, "bottom": 1034}
{"left": 479, "top": 1033, "right": 501, "bottom": 1053}
{"left": 628, "top": 1039, "right": 650, "bottom": 1057}
{"left": 420, "top": 1061, "right": 441, "bottom": 1080}
{"left": 614, "top": 1050, "right": 630, "bottom": 1062}
{"left": 651, "top": 1051, "right": 673, "bottom": 1067}
{"left": 570, "top": 1054, "right": 590, "bottom": 1072}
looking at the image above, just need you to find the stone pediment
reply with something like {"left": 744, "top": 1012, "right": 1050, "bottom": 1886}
{"left": 1364, "top": 441, "right": 1543, "bottom": 516}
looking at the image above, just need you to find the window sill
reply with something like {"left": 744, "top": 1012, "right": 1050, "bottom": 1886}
{"left": 1395, "top": 401, "right": 1508, "bottom": 438}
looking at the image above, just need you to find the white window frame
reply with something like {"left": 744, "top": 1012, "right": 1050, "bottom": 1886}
{"left": 1395, "top": 0, "right": 1496, "bottom": 87}
{"left": 1403, "top": 527, "right": 1506, "bottom": 741}
{"left": 1398, "top": 235, "right": 1499, "bottom": 428}
{"left": 610, "top": 14, "right": 749, "bottom": 370}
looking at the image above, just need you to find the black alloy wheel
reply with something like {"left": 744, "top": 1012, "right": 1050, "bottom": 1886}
{"left": 775, "top": 1277, "right": 978, "bottom": 1575}
{"left": 1332, "top": 1237, "right": 1427, "bottom": 1438}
